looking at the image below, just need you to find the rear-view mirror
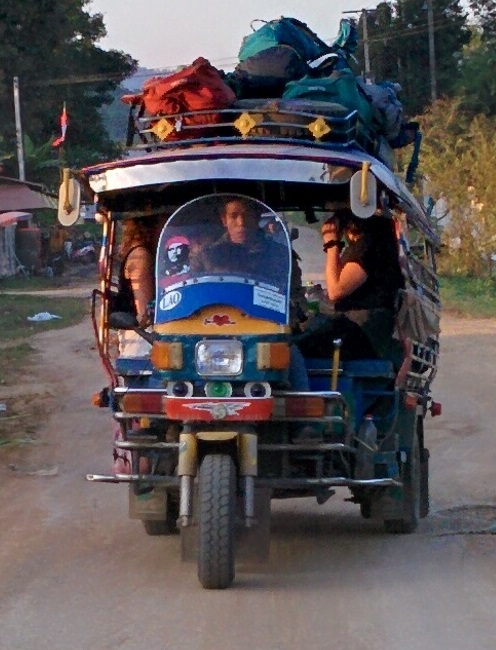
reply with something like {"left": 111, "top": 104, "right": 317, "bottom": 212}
{"left": 57, "top": 169, "right": 81, "bottom": 226}
{"left": 350, "top": 163, "right": 377, "bottom": 219}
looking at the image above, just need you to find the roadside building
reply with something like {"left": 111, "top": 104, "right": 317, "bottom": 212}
{"left": 0, "top": 176, "right": 56, "bottom": 277}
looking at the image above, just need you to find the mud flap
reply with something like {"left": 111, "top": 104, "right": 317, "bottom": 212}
{"left": 129, "top": 485, "right": 168, "bottom": 520}
{"left": 369, "top": 486, "right": 404, "bottom": 520}
{"left": 181, "top": 487, "right": 272, "bottom": 563}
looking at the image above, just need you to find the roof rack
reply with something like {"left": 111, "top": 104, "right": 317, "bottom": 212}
{"left": 126, "top": 101, "right": 394, "bottom": 168}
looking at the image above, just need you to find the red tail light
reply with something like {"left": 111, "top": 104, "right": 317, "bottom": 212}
{"left": 120, "top": 393, "right": 164, "bottom": 414}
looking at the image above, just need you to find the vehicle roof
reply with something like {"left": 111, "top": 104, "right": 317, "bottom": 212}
{"left": 83, "top": 142, "right": 437, "bottom": 243}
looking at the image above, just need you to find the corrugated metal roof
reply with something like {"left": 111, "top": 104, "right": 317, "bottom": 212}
{"left": 0, "top": 176, "right": 57, "bottom": 211}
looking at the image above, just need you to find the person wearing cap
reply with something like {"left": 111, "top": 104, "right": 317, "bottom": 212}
{"left": 163, "top": 235, "right": 190, "bottom": 279}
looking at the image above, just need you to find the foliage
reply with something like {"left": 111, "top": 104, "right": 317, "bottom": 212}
{"left": 440, "top": 274, "right": 496, "bottom": 317}
{"left": 99, "top": 86, "right": 134, "bottom": 145}
{"left": 0, "top": 1, "right": 137, "bottom": 189}
{"left": 468, "top": 0, "right": 496, "bottom": 40}
{"left": 0, "top": 293, "right": 90, "bottom": 340}
{"left": 417, "top": 97, "right": 496, "bottom": 275}
{"left": 355, "top": 0, "right": 470, "bottom": 116}
{"left": 456, "top": 31, "right": 496, "bottom": 116}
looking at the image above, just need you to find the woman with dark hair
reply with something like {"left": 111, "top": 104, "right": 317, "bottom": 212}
{"left": 113, "top": 217, "right": 163, "bottom": 474}
{"left": 323, "top": 212, "right": 404, "bottom": 311}
{"left": 295, "top": 211, "right": 405, "bottom": 363}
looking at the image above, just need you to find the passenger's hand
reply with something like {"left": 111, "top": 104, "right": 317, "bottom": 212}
{"left": 321, "top": 217, "right": 341, "bottom": 241}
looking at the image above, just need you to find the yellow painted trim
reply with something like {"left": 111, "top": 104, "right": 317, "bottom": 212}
{"left": 178, "top": 433, "right": 198, "bottom": 476}
{"left": 238, "top": 432, "right": 258, "bottom": 476}
{"left": 360, "top": 161, "right": 371, "bottom": 206}
{"left": 196, "top": 431, "right": 238, "bottom": 442}
{"left": 154, "top": 306, "right": 289, "bottom": 335}
{"left": 308, "top": 117, "right": 331, "bottom": 140}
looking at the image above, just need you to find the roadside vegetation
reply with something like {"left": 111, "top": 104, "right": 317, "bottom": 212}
{"left": 0, "top": 292, "right": 89, "bottom": 448}
{"left": 0, "top": 293, "right": 89, "bottom": 345}
{"left": 439, "top": 275, "right": 496, "bottom": 318}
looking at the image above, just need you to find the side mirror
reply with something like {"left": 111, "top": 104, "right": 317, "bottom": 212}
{"left": 109, "top": 311, "right": 138, "bottom": 330}
{"left": 108, "top": 311, "right": 159, "bottom": 345}
{"left": 350, "top": 162, "right": 377, "bottom": 219}
{"left": 290, "top": 227, "right": 299, "bottom": 241}
{"left": 57, "top": 169, "right": 81, "bottom": 226}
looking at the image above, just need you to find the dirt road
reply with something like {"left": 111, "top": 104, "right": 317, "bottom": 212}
{"left": 1, "top": 314, "right": 496, "bottom": 650}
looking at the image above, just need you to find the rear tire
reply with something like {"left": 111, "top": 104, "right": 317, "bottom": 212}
{"left": 420, "top": 447, "right": 430, "bottom": 518}
{"left": 384, "top": 432, "right": 421, "bottom": 534}
{"left": 198, "top": 454, "right": 236, "bottom": 589}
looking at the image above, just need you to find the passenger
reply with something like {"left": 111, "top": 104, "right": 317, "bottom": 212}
{"left": 295, "top": 210, "right": 405, "bottom": 364}
{"left": 115, "top": 217, "right": 158, "bottom": 357}
{"left": 190, "top": 197, "right": 283, "bottom": 277}
{"left": 113, "top": 215, "right": 164, "bottom": 475}
{"left": 191, "top": 197, "right": 309, "bottom": 389}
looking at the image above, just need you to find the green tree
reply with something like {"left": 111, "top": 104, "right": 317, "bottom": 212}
{"left": 359, "top": 3, "right": 399, "bottom": 82}
{"left": 457, "top": 31, "right": 496, "bottom": 115}
{"left": 355, "top": 1, "right": 470, "bottom": 116}
{"left": 418, "top": 98, "right": 496, "bottom": 275}
{"left": 0, "top": 1, "right": 137, "bottom": 188}
{"left": 99, "top": 86, "right": 135, "bottom": 145}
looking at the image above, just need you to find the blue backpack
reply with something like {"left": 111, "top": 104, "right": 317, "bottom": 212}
{"left": 238, "top": 17, "right": 331, "bottom": 63}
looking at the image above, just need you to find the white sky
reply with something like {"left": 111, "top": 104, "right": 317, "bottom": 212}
{"left": 89, "top": 0, "right": 382, "bottom": 70}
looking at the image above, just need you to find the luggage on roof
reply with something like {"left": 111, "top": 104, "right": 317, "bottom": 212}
{"left": 122, "top": 57, "right": 236, "bottom": 140}
{"left": 238, "top": 16, "right": 332, "bottom": 63}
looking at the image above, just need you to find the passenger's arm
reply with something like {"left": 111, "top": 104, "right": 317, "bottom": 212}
{"left": 125, "top": 247, "right": 154, "bottom": 325}
{"left": 322, "top": 219, "right": 367, "bottom": 302}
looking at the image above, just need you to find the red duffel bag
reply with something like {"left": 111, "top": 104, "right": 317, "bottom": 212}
{"left": 122, "top": 57, "right": 236, "bottom": 140}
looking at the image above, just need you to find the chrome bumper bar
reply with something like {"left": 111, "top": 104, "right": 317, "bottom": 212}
{"left": 86, "top": 473, "right": 400, "bottom": 488}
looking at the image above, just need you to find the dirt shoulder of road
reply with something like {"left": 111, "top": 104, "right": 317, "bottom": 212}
{"left": 0, "top": 280, "right": 97, "bottom": 461}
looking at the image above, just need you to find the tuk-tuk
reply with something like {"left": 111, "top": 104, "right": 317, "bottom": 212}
{"left": 59, "top": 100, "right": 441, "bottom": 589}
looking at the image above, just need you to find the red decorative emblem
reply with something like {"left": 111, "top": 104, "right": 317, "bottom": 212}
{"left": 204, "top": 314, "right": 235, "bottom": 326}
{"left": 166, "top": 397, "right": 273, "bottom": 422}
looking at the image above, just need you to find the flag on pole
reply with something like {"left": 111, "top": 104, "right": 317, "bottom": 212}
{"left": 52, "top": 103, "right": 68, "bottom": 147}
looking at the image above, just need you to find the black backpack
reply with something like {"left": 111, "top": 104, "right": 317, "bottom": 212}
{"left": 232, "top": 45, "right": 309, "bottom": 99}
{"left": 232, "top": 17, "right": 332, "bottom": 100}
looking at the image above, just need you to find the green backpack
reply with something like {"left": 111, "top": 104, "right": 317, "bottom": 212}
{"left": 239, "top": 17, "right": 331, "bottom": 63}
{"left": 283, "top": 69, "right": 374, "bottom": 127}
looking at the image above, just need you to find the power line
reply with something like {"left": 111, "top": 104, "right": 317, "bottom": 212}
{"left": 366, "top": 16, "right": 465, "bottom": 44}
{"left": 26, "top": 17, "right": 465, "bottom": 88}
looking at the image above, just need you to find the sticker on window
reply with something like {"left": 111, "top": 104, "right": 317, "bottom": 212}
{"left": 159, "top": 290, "right": 182, "bottom": 311}
{"left": 253, "top": 286, "right": 286, "bottom": 314}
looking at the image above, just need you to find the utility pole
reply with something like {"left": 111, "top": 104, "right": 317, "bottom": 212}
{"left": 13, "top": 76, "right": 26, "bottom": 181}
{"left": 343, "top": 8, "right": 373, "bottom": 81}
{"left": 426, "top": 0, "right": 437, "bottom": 101}
{"left": 361, "top": 8, "right": 371, "bottom": 77}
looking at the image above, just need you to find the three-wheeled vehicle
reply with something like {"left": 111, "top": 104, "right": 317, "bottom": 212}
{"left": 59, "top": 99, "right": 441, "bottom": 589}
